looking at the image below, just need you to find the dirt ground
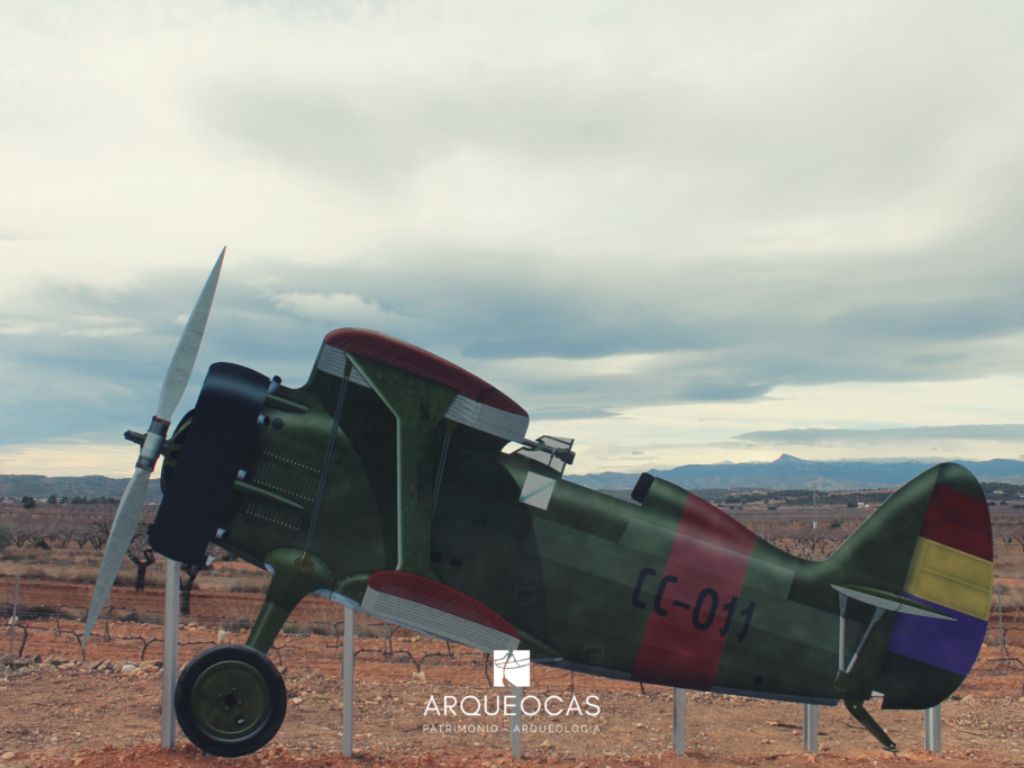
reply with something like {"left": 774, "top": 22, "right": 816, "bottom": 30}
{"left": 1, "top": 576, "right": 1023, "bottom": 768}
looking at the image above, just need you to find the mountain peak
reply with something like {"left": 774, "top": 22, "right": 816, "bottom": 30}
{"left": 773, "top": 453, "right": 804, "bottom": 464}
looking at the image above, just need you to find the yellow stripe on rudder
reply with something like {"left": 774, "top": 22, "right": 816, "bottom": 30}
{"left": 904, "top": 537, "right": 992, "bottom": 621}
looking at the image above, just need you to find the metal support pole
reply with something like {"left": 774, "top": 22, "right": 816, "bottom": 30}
{"left": 510, "top": 685, "right": 523, "bottom": 758}
{"left": 925, "top": 705, "right": 941, "bottom": 752}
{"left": 342, "top": 605, "right": 354, "bottom": 757}
{"left": 7, "top": 575, "right": 20, "bottom": 656}
{"left": 802, "top": 703, "right": 819, "bottom": 754}
{"left": 673, "top": 688, "right": 687, "bottom": 755}
{"left": 161, "top": 559, "right": 180, "bottom": 749}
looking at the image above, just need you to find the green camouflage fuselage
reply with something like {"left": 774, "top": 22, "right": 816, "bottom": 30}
{"left": 178, "top": 363, "right": 989, "bottom": 712}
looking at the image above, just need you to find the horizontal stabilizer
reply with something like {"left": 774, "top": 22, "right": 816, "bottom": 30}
{"left": 832, "top": 584, "right": 955, "bottom": 621}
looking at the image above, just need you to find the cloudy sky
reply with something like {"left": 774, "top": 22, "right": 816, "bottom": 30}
{"left": 1, "top": 1, "right": 1022, "bottom": 478}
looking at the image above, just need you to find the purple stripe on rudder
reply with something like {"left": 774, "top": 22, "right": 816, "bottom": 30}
{"left": 885, "top": 596, "right": 987, "bottom": 677}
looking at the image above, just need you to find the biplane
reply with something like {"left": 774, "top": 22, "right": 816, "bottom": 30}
{"left": 86, "top": 253, "right": 993, "bottom": 756}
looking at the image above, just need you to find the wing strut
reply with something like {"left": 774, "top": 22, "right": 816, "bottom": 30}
{"left": 345, "top": 353, "right": 454, "bottom": 577}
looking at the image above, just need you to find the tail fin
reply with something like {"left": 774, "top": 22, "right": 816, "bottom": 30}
{"left": 825, "top": 462, "right": 993, "bottom": 708}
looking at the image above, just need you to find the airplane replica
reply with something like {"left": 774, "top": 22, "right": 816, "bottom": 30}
{"left": 86, "top": 255, "right": 993, "bottom": 756}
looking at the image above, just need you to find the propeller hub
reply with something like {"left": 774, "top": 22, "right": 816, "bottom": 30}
{"left": 136, "top": 416, "right": 171, "bottom": 472}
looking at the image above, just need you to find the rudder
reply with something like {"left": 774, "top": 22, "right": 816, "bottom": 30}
{"left": 878, "top": 463, "right": 992, "bottom": 708}
{"left": 825, "top": 463, "right": 993, "bottom": 708}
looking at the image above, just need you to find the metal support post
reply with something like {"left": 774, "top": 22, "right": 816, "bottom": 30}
{"left": 673, "top": 688, "right": 687, "bottom": 755}
{"left": 161, "top": 559, "right": 180, "bottom": 749}
{"left": 343, "top": 605, "right": 355, "bottom": 757}
{"left": 511, "top": 685, "right": 523, "bottom": 758}
{"left": 7, "top": 575, "right": 20, "bottom": 656}
{"left": 802, "top": 703, "right": 819, "bottom": 754}
{"left": 925, "top": 705, "right": 941, "bottom": 752}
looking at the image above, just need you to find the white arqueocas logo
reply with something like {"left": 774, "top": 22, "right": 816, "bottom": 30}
{"left": 423, "top": 648, "right": 601, "bottom": 730}
{"left": 492, "top": 650, "right": 530, "bottom": 687}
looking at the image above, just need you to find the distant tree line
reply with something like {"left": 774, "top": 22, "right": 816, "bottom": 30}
{"left": 41, "top": 494, "right": 120, "bottom": 505}
{"left": 5, "top": 495, "right": 121, "bottom": 507}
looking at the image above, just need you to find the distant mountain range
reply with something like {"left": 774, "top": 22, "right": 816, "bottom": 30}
{"left": 3, "top": 455, "right": 1024, "bottom": 502}
{"left": 0, "top": 474, "right": 162, "bottom": 503}
{"left": 569, "top": 454, "right": 1024, "bottom": 491}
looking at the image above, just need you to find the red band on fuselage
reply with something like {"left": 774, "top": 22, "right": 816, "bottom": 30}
{"left": 632, "top": 493, "right": 756, "bottom": 689}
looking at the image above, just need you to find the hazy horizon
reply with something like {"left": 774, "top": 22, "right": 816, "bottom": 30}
{"left": 4, "top": 451, "right": 1024, "bottom": 485}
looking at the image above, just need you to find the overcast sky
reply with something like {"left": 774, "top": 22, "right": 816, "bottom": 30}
{"left": 1, "top": 1, "right": 1022, "bottom": 478}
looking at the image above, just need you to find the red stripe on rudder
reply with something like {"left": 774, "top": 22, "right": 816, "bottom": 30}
{"left": 921, "top": 484, "right": 992, "bottom": 561}
{"left": 367, "top": 571, "right": 520, "bottom": 637}
{"left": 632, "top": 493, "right": 756, "bottom": 689}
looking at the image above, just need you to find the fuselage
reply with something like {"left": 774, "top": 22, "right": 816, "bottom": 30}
{"left": 431, "top": 451, "right": 848, "bottom": 704}
{"left": 199, "top": 373, "right": 856, "bottom": 706}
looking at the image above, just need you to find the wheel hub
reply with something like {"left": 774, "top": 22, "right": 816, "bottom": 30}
{"left": 191, "top": 659, "right": 271, "bottom": 741}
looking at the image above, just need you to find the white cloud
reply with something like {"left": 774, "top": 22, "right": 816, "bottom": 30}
{"left": 1, "top": 2, "right": 1023, "bottom": 474}
{"left": 550, "top": 375, "right": 1024, "bottom": 473}
{"left": 270, "top": 291, "right": 405, "bottom": 328}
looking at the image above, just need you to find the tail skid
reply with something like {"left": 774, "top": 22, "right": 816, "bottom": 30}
{"left": 845, "top": 700, "right": 897, "bottom": 752}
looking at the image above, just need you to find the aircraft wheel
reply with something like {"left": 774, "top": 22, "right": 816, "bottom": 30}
{"left": 175, "top": 644, "right": 287, "bottom": 757}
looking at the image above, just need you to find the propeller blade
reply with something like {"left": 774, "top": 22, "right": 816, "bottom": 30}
{"left": 83, "top": 465, "right": 152, "bottom": 642}
{"left": 85, "top": 249, "right": 227, "bottom": 643}
{"left": 155, "top": 246, "right": 225, "bottom": 422}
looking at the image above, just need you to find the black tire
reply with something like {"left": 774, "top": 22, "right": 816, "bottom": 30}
{"left": 174, "top": 644, "right": 287, "bottom": 757}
